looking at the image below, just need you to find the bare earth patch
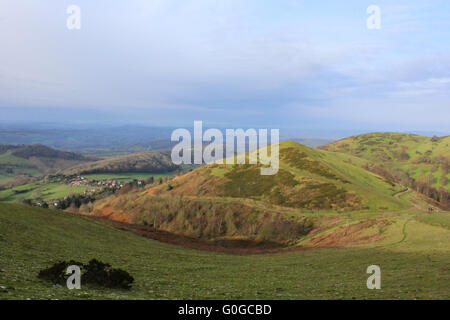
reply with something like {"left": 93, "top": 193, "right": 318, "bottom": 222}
{"left": 305, "top": 220, "right": 390, "bottom": 247}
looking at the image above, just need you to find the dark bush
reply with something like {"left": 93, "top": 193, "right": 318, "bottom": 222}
{"left": 37, "top": 259, "right": 134, "bottom": 290}
{"left": 37, "top": 260, "right": 82, "bottom": 285}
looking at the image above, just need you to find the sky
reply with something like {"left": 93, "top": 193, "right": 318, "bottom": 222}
{"left": 0, "top": 0, "right": 449, "bottom": 137}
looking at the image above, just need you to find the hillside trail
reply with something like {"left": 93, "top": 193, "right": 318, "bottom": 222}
{"left": 393, "top": 187, "right": 427, "bottom": 211}
{"left": 393, "top": 187, "right": 409, "bottom": 199}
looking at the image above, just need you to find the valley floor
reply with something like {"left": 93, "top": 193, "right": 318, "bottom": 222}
{"left": 0, "top": 199, "right": 449, "bottom": 300}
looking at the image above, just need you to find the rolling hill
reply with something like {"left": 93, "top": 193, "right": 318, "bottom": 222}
{"left": 61, "top": 150, "right": 179, "bottom": 175}
{"left": 143, "top": 141, "right": 407, "bottom": 211}
{"left": 0, "top": 144, "right": 92, "bottom": 188}
{"left": 319, "top": 132, "right": 449, "bottom": 207}
{"left": 87, "top": 141, "right": 410, "bottom": 244}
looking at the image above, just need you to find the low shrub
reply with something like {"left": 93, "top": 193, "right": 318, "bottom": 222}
{"left": 37, "top": 259, "right": 134, "bottom": 290}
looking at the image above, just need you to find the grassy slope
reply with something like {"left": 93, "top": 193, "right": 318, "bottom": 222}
{"left": 0, "top": 182, "right": 91, "bottom": 202}
{"left": 0, "top": 202, "right": 448, "bottom": 299}
{"left": 0, "top": 148, "right": 89, "bottom": 177}
{"left": 281, "top": 141, "right": 407, "bottom": 210}
{"left": 0, "top": 151, "right": 40, "bottom": 182}
{"left": 320, "top": 132, "right": 449, "bottom": 190}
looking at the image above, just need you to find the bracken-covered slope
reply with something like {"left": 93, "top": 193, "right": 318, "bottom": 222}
{"left": 319, "top": 132, "right": 450, "bottom": 192}
{"left": 87, "top": 141, "right": 409, "bottom": 244}
{"left": 144, "top": 141, "right": 406, "bottom": 212}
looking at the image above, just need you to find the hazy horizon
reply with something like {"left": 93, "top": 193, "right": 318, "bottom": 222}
{"left": 1, "top": 1, "right": 449, "bottom": 135}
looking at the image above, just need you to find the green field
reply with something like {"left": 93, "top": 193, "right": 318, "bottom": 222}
{"left": 0, "top": 151, "right": 41, "bottom": 182}
{"left": 0, "top": 202, "right": 448, "bottom": 300}
{"left": 0, "top": 182, "right": 91, "bottom": 202}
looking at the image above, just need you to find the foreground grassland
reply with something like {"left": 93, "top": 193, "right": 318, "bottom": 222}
{"left": 0, "top": 203, "right": 448, "bottom": 300}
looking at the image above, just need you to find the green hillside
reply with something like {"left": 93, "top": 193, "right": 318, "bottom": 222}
{"left": 0, "top": 202, "right": 449, "bottom": 299}
{"left": 320, "top": 133, "right": 449, "bottom": 190}
{"left": 320, "top": 133, "right": 449, "bottom": 209}
{"left": 87, "top": 141, "right": 411, "bottom": 244}
{"left": 146, "top": 141, "right": 407, "bottom": 212}
{"left": 0, "top": 145, "right": 92, "bottom": 188}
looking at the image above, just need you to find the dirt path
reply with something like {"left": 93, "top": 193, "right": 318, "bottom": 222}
{"left": 392, "top": 187, "right": 427, "bottom": 211}
{"left": 393, "top": 187, "right": 409, "bottom": 199}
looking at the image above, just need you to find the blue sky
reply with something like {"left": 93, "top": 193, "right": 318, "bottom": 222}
{"left": 0, "top": 0, "right": 449, "bottom": 136}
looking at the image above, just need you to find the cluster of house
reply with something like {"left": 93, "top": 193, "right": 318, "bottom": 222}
{"left": 30, "top": 175, "right": 152, "bottom": 209}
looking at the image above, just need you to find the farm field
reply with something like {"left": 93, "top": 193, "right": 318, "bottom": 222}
{"left": 0, "top": 201, "right": 448, "bottom": 300}
{"left": 0, "top": 182, "right": 91, "bottom": 203}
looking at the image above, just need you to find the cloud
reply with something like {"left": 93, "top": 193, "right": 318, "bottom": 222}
{"left": 0, "top": 0, "right": 449, "bottom": 133}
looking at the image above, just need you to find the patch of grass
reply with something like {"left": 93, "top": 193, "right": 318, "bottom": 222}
{"left": 222, "top": 166, "right": 298, "bottom": 199}
{"left": 415, "top": 213, "right": 450, "bottom": 230}
{"left": 0, "top": 182, "right": 91, "bottom": 202}
{"left": 280, "top": 147, "right": 347, "bottom": 182}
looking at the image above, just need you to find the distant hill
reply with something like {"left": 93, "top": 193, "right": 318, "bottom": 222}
{"left": 62, "top": 150, "right": 179, "bottom": 175}
{"left": 320, "top": 132, "right": 449, "bottom": 207}
{"left": 0, "top": 144, "right": 91, "bottom": 187}
{"left": 0, "top": 125, "right": 175, "bottom": 152}
{"left": 0, "top": 144, "right": 88, "bottom": 160}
